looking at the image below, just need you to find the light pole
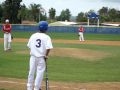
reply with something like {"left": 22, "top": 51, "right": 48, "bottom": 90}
{"left": 39, "top": 7, "right": 46, "bottom": 21}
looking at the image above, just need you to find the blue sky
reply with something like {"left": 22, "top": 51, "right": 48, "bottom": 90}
{"left": 0, "top": 0, "right": 120, "bottom": 16}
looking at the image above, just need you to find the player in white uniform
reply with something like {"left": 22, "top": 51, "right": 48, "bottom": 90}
{"left": 2, "top": 19, "right": 12, "bottom": 51}
{"left": 27, "top": 21, "right": 53, "bottom": 90}
{"left": 78, "top": 26, "right": 85, "bottom": 41}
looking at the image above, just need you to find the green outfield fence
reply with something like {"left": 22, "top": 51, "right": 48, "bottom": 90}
{"left": 0, "top": 24, "right": 120, "bottom": 34}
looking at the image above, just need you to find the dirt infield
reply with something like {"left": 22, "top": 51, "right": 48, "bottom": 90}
{"left": 0, "top": 38, "right": 120, "bottom": 46}
{"left": 16, "top": 47, "right": 110, "bottom": 61}
{"left": 0, "top": 77, "right": 120, "bottom": 90}
{"left": 52, "top": 39, "right": 120, "bottom": 46}
{"left": 50, "top": 48, "right": 110, "bottom": 60}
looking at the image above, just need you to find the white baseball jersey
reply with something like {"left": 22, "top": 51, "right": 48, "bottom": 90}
{"left": 27, "top": 32, "right": 53, "bottom": 57}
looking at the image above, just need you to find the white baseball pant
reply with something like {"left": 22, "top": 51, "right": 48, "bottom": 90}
{"left": 79, "top": 32, "right": 84, "bottom": 41}
{"left": 27, "top": 56, "right": 45, "bottom": 90}
{"left": 4, "top": 33, "right": 12, "bottom": 51}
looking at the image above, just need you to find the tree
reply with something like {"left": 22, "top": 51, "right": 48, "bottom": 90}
{"left": 49, "top": 8, "right": 56, "bottom": 20}
{"left": 65, "top": 9, "right": 71, "bottom": 21}
{"left": 3, "top": 0, "right": 22, "bottom": 23}
{"left": 108, "top": 8, "right": 118, "bottom": 22}
{"left": 30, "top": 3, "right": 41, "bottom": 22}
{"left": 17, "top": 4, "right": 27, "bottom": 22}
{"left": 76, "top": 12, "right": 87, "bottom": 22}
{"left": 59, "top": 10, "right": 66, "bottom": 21}
{"left": 98, "top": 7, "right": 120, "bottom": 22}
{"left": 88, "top": 10, "right": 95, "bottom": 14}
{"left": 39, "top": 12, "right": 47, "bottom": 21}
{"left": 98, "top": 7, "right": 110, "bottom": 22}
{"left": 99, "top": 7, "right": 108, "bottom": 16}
{"left": 116, "top": 10, "right": 120, "bottom": 22}
{"left": 29, "top": 3, "right": 47, "bottom": 22}
{"left": 58, "top": 9, "right": 71, "bottom": 21}
{"left": 0, "top": 3, "right": 3, "bottom": 22}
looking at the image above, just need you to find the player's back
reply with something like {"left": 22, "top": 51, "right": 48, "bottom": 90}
{"left": 27, "top": 32, "right": 52, "bottom": 57}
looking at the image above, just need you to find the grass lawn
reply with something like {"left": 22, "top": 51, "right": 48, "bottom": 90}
{"left": 0, "top": 32, "right": 120, "bottom": 82}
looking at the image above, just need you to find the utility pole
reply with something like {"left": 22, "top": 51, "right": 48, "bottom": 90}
{"left": 39, "top": 7, "right": 46, "bottom": 21}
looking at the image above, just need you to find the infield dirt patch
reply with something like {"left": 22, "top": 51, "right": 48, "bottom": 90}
{"left": 0, "top": 77, "right": 120, "bottom": 90}
{"left": 50, "top": 48, "right": 110, "bottom": 61}
{"left": 16, "top": 47, "right": 110, "bottom": 61}
{"left": 0, "top": 38, "right": 120, "bottom": 46}
{"left": 53, "top": 39, "right": 120, "bottom": 46}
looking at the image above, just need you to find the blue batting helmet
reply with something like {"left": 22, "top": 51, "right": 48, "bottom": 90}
{"left": 38, "top": 21, "right": 48, "bottom": 31}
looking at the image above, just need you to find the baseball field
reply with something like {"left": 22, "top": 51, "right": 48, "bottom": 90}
{"left": 0, "top": 31, "right": 120, "bottom": 90}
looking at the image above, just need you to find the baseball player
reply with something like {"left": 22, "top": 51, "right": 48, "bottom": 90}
{"left": 78, "top": 26, "right": 85, "bottom": 41}
{"left": 2, "top": 19, "right": 12, "bottom": 51}
{"left": 27, "top": 21, "right": 53, "bottom": 90}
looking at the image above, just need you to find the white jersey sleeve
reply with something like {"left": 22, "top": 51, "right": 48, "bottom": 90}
{"left": 27, "top": 36, "right": 32, "bottom": 48}
{"left": 45, "top": 36, "right": 53, "bottom": 49}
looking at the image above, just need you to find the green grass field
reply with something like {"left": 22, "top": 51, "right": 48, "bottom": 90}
{"left": 0, "top": 32, "right": 120, "bottom": 83}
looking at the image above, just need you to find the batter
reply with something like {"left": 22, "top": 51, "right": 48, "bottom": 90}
{"left": 27, "top": 21, "right": 53, "bottom": 90}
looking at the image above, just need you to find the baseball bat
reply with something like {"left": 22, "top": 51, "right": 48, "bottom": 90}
{"left": 45, "top": 58, "right": 49, "bottom": 90}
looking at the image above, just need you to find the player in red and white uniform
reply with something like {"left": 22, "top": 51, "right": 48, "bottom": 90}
{"left": 2, "top": 19, "right": 12, "bottom": 51}
{"left": 27, "top": 21, "right": 53, "bottom": 90}
{"left": 78, "top": 26, "right": 85, "bottom": 41}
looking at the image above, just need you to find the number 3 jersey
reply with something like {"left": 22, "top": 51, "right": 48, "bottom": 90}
{"left": 27, "top": 32, "right": 53, "bottom": 57}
